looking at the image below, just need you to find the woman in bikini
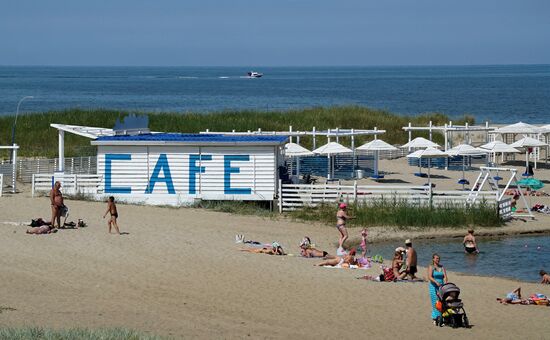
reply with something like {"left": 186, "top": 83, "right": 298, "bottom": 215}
{"left": 314, "top": 249, "right": 357, "bottom": 267}
{"left": 336, "top": 203, "right": 351, "bottom": 253}
{"left": 49, "top": 181, "right": 63, "bottom": 229}
{"left": 240, "top": 242, "right": 285, "bottom": 255}
{"left": 392, "top": 251, "right": 407, "bottom": 280}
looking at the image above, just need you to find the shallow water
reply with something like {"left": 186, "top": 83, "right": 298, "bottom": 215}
{"left": 1, "top": 65, "right": 549, "bottom": 123}
{"left": 366, "top": 235, "right": 550, "bottom": 282}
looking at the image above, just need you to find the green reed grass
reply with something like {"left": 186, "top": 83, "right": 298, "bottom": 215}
{"left": 289, "top": 199, "right": 502, "bottom": 229}
{"left": 0, "top": 327, "right": 163, "bottom": 340}
{"left": 0, "top": 106, "right": 474, "bottom": 158}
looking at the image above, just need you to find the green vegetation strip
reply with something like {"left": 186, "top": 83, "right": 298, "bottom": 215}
{"left": 0, "top": 106, "right": 473, "bottom": 158}
{"left": 289, "top": 200, "right": 503, "bottom": 229}
{"left": 0, "top": 327, "right": 163, "bottom": 340}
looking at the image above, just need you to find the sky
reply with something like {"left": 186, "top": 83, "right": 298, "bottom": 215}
{"left": 1, "top": 0, "right": 549, "bottom": 66}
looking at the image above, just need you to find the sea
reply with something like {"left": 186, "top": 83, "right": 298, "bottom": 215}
{"left": 1, "top": 64, "right": 550, "bottom": 281}
{"left": 0, "top": 64, "right": 549, "bottom": 123}
{"left": 367, "top": 235, "right": 550, "bottom": 283}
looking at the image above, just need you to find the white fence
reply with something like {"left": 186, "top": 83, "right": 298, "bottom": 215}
{"left": 1, "top": 156, "right": 97, "bottom": 183}
{"left": 278, "top": 181, "right": 511, "bottom": 219}
{"left": 0, "top": 174, "right": 3, "bottom": 197}
{"left": 32, "top": 174, "right": 103, "bottom": 197}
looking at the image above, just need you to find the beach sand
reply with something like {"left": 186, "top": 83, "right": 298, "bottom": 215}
{"left": 1, "top": 185, "right": 550, "bottom": 339}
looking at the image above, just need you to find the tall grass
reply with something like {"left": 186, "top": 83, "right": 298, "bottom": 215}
{"left": 289, "top": 200, "right": 502, "bottom": 229}
{"left": 0, "top": 327, "right": 162, "bottom": 340}
{"left": 0, "top": 106, "right": 474, "bottom": 158}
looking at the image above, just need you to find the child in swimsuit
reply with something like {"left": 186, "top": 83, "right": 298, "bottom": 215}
{"left": 103, "top": 196, "right": 121, "bottom": 235}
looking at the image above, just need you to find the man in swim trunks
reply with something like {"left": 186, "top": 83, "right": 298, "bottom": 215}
{"left": 103, "top": 196, "right": 121, "bottom": 234}
{"left": 463, "top": 229, "right": 479, "bottom": 254}
{"left": 405, "top": 239, "right": 417, "bottom": 279}
{"left": 49, "top": 181, "right": 63, "bottom": 228}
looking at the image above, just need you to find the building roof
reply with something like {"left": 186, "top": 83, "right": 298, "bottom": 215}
{"left": 91, "top": 133, "right": 288, "bottom": 146}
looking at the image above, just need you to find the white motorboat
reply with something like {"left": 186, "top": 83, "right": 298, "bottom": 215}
{"left": 247, "top": 71, "right": 263, "bottom": 78}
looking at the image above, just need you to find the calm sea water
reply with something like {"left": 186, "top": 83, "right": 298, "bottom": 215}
{"left": 0, "top": 65, "right": 549, "bottom": 123}
{"left": 367, "top": 235, "right": 550, "bottom": 282}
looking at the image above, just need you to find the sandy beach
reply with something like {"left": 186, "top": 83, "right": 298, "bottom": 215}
{"left": 2, "top": 159, "right": 550, "bottom": 339}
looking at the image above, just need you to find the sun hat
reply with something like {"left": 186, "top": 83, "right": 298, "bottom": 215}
{"left": 395, "top": 246, "right": 406, "bottom": 253}
{"left": 272, "top": 242, "right": 280, "bottom": 248}
{"left": 405, "top": 239, "right": 412, "bottom": 245}
{"left": 339, "top": 203, "right": 347, "bottom": 209}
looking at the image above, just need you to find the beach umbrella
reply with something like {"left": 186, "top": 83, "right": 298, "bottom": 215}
{"left": 402, "top": 137, "right": 440, "bottom": 149}
{"left": 517, "top": 178, "right": 545, "bottom": 191}
{"left": 447, "top": 144, "right": 489, "bottom": 189}
{"left": 479, "top": 141, "right": 520, "bottom": 165}
{"left": 284, "top": 142, "right": 313, "bottom": 178}
{"left": 357, "top": 139, "right": 397, "bottom": 178}
{"left": 510, "top": 137, "right": 547, "bottom": 173}
{"left": 312, "top": 142, "right": 352, "bottom": 179}
{"left": 494, "top": 122, "right": 545, "bottom": 134}
{"left": 406, "top": 147, "right": 448, "bottom": 187}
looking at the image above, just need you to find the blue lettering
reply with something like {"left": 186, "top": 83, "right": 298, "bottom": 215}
{"left": 105, "top": 154, "right": 132, "bottom": 194}
{"left": 189, "top": 154, "right": 212, "bottom": 194}
{"left": 224, "top": 155, "right": 251, "bottom": 195}
{"left": 145, "top": 154, "right": 175, "bottom": 194}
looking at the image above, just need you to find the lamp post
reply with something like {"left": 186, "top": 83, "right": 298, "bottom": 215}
{"left": 11, "top": 96, "right": 34, "bottom": 146}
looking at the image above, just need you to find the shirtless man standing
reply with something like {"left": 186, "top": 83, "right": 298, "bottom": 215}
{"left": 103, "top": 196, "right": 121, "bottom": 234}
{"left": 463, "top": 229, "right": 479, "bottom": 254}
{"left": 49, "top": 181, "right": 63, "bottom": 228}
{"left": 405, "top": 239, "right": 418, "bottom": 280}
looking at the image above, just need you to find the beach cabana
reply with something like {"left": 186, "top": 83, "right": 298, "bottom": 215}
{"left": 312, "top": 142, "right": 352, "bottom": 180}
{"left": 356, "top": 139, "right": 397, "bottom": 179}
{"left": 494, "top": 122, "right": 545, "bottom": 135}
{"left": 406, "top": 147, "right": 448, "bottom": 187}
{"left": 479, "top": 141, "right": 520, "bottom": 164}
{"left": 510, "top": 136, "right": 547, "bottom": 175}
{"left": 284, "top": 142, "right": 313, "bottom": 179}
{"left": 447, "top": 144, "right": 489, "bottom": 189}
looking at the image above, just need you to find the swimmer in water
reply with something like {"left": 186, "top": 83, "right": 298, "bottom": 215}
{"left": 463, "top": 229, "right": 479, "bottom": 254}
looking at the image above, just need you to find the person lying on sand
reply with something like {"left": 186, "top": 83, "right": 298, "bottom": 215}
{"left": 540, "top": 270, "right": 550, "bottom": 284}
{"left": 315, "top": 249, "right": 357, "bottom": 267}
{"left": 299, "top": 236, "right": 334, "bottom": 258}
{"left": 240, "top": 242, "right": 285, "bottom": 255}
{"left": 27, "top": 225, "right": 57, "bottom": 234}
{"left": 497, "top": 287, "right": 530, "bottom": 304}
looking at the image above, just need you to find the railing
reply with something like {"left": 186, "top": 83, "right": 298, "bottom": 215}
{"left": 0, "top": 156, "right": 97, "bottom": 183}
{"left": 278, "top": 180, "right": 504, "bottom": 215}
{"left": 32, "top": 174, "right": 103, "bottom": 197}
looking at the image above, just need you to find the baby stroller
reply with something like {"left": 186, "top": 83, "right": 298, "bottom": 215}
{"left": 436, "top": 283, "right": 470, "bottom": 328}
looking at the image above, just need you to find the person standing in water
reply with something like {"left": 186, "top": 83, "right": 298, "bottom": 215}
{"left": 103, "top": 196, "right": 121, "bottom": 235}
{"left": 463, "top": 229, "right": 479, "bottom": 254}
{"left": 336, "top": 203, "right": 352, "bottom": 254}
{"left": 405, "top": 239, "right": 417, "bottom": 279}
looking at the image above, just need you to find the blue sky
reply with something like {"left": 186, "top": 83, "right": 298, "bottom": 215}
{"left": 1, "top": 0, "right": 549, "bottom": 66}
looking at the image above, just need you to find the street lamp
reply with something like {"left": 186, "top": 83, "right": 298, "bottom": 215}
{"left": 10, "top": 96, "right": 33, "bottom": 163}
{"left": 11, "top": 96, "right": 34, "bottom": 146}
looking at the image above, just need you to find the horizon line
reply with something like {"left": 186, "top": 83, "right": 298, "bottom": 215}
{"left": 0, "top": 63, "right": 549, "bottom": 68}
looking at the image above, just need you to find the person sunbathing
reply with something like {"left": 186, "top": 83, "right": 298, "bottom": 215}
{"left": 27, "top": 225, "right": 57, "bottom": 234}
{"left": 240, "top": 242, "right": 285, "bottom": 255}
{"left": 299, "top": 236, "right": 333, "bottom": 258}
{"left": 315, "top": 249, "right": 357, "bottom": 267}
{"left": 497, "top": 287, "right": 531, "bottom": 305}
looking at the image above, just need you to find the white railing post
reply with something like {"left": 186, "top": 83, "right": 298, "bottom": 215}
{"left": 353, "top": 180, "right": 358, "bottom": 203}
{"left": 31, "top": 174, "right": 35, "bottom": 198}
{"left": 278, "top": 179, "right": 283, "bottom": 213}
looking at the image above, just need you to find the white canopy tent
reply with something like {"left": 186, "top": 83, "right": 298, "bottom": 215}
{"left": 312, "top": 142, "right": 353, "bottom": 180}
{"left": 406, "top": 147, "right": 449, "bottom": 187}
{"left": 479, "top": 141, "right": 520, "bottom": 165}
{"left": 494, "top": 122, "right": 546, "bottom": 135}
{"left": 357, "top": 139, "right": 397, "bottom": 179}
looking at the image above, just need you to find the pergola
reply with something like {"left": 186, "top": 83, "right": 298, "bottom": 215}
{"left": 402, "top": 121, "right": 496, "bottom": 151}
{"left": 201, "top": 126, "right": 386, "bottom": 151}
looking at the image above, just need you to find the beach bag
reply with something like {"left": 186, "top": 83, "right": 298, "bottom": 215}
{"left": 435, "top": 300, "right": 443, "bottom": 312}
